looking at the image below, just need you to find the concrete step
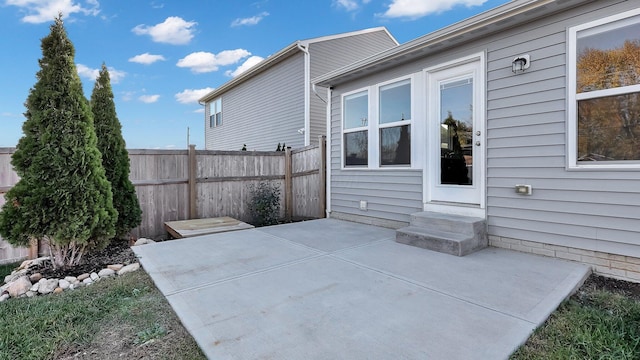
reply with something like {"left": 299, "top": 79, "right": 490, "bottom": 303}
{"left": 396, "top": 211, "right": 487, "bottom": 256}
{"left": 409, "top": 211, "right": 485, "bottom": 237}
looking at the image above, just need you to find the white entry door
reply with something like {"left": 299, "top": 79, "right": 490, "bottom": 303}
{"left": 426, "top": 59, "right": 484, "bottom": 206}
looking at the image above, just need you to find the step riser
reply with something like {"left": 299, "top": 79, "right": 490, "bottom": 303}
{"left": 397, "top": 211, "right": 487, "bottom": 257}
{"left": 396, "top": 229, "right": 487, "bottom": 257}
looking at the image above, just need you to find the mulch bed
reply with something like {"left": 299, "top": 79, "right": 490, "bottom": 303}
{"left": 26, "top": 240, "right": 138, "bottom": 280}
{"left": 578, "top": 274, "right": 640, "bottom": 302}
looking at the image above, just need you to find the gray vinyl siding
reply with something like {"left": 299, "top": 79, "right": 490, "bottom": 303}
{"left": 328, "top": 0, "right": 640, "bottom": 257}
{"left": 205, "top": 53, "right": 305, "bottom": 151}
{"left": 484, "top": 0, "right": 640, "bottom": 258}
{"left": 308, "top": 31, "right": 398, "bottom": 145}
{"left": 329, "top": 75, "right": 423, "bottom": 224}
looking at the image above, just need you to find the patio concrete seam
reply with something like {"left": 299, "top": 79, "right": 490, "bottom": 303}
{"left": 328, "top": 253, "right": 539, "bottom": 325}
{"left": 326, "top": 237, "right": 396, "bottom": 254}
{"left": 255, "top": 229, "right": 330, "bottom": 254}
{"left": 255, "top": 228, "right": 395, "bottom": 255}
{"left": 162, "top": 253, "right": 328, "bottom": 297}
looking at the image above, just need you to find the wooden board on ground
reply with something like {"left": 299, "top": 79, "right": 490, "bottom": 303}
{"left": 164, "top": 217, "right": 254, "bottom": 239}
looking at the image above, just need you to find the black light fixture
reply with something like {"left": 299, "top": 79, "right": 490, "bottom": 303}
{"left": 512, "top": 54, "right": 530, "bottom": 73}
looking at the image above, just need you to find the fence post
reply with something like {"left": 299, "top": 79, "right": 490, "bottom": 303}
{"left": 284, "top": 147, "right": 293, "bottom": 222}
{"left": 188, "top": 144, "right": 197, "bottom": 219}
{"left": 319, "top": 135, "right": 326, "bottom": 218}
{"left": 28, "top": 238, "right": 38, "bottom": 259}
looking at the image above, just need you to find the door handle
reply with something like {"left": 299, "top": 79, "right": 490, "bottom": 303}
{"left": 475, "top": 141, "right": 481, "bottom": 146}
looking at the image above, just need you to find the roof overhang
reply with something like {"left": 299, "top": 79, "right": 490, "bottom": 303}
{"left": 314, "top": 0, "right": 593, "bottom": 88}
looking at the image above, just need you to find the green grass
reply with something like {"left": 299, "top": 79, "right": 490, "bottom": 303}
{"left": 512, "top": 282, "right": 640, "bottom": 359}
{"left": 0, "top": 262, "right": 20, "bottom": 280}
{"left": 0, "top": 270, "right": 205, "bottom": 360}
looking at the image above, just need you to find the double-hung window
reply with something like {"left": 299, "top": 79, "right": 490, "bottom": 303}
{"left": 379, "top": 79, "right": 411, "bottom": 166}
{"left": 209, "top": 98, "right": 222, "bottom": 128}
{"left": 342, "top": 78, "right": 413, "bottom": 168}
{"left": 343, "top": 91, "right": 369, "bottom": 166}
{"left": 568, "top": 9, "right": 640, "bottom": 168}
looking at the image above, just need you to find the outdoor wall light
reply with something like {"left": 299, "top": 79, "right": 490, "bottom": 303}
{"left": 512, "top": 54, "right": 530, "bottom": 73}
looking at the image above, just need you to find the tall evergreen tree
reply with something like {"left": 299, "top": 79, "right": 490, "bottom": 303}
{"left": 0, "top": 15, "right": 117, "bottom": 268}
{"left": 91, "top": 64, "right": 142, "bottom": 238}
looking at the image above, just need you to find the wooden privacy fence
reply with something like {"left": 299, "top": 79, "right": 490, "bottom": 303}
{"left": 0, "top": 137, "right": 326, "bottom": 263}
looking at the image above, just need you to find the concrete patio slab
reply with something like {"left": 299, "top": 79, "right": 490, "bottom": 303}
{"left": 133, "top": 229, "right": 322, "bottom": 295}
{"left": 258, "top": 219, "right": 396, "bottom": 252}
{"left": 334, "top": 241, "right": 588, "bottom": 324}
{"left": 134, "top": 219, "right": 591, "bottom": 359}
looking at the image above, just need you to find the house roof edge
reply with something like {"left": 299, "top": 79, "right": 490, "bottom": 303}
{"left": 313, "top": 0, "right": 587, "bottom": 87}
{"left": 199, "top": 27, "right": 398, "bottom": 104}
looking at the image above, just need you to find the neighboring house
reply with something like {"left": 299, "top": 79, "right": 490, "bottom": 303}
{"left": 314, "top": 0, "right": 640, "bottom": 281}
{"left": 199, "top": 28, "right": 398, "bottom": 151}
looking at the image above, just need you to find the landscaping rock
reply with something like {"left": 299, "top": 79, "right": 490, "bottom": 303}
{"left": 82, "top": 278, "right": 93, "bottom": 285}
{"left": 29, "top": 272, "right": 42, "bottom": 282}
{"left": 53, "top": 287, "right": 63, "bottom": 294}
{"left": 0, "top": 294, "right": 9, "bottom": 302}
{"left": 26, "top": 291, "right": 37, "bottom": 298}
{"left": 4, "top": 268, "right": 28, "bottom": 284}
{"left": 134, "top": 238, "right": 155, "bottom": 246}
{"left": 117, "top": 263, "right": 140, "bottom": 275}
{"left": 18, "top": 259, "right": 33, "bottom": 270}
{"left": 77, "top": 273, "right": 90, "bottom": 281}
{"left": 58, "top": 279, "right": 70, "bottom": 290}
{"left": 90, "top": 272, "right": 99, "bottom": 281}
{"left": 64, "top": 276, "right": 77, "bottom": 284}
{"left": 30, "top": 257, "right": 50, "bottom": 267}
{"left": 107, "top": 264, "right": 124, "bottom": 271}
{"left": 98, "top": 268, "right": 115, "bottom": 277}
{"left": 7, "top": 276, "right": 32, "bottom": 298}
{"left": 38, "top": 279, "right": 58, "bottom": 294}
{"left": 30, "top": 283, "right": 39, "bottom": 292}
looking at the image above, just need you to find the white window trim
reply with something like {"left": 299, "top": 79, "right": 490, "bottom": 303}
{"left": 340, "top": 75, "right": 416, "bottom": 170}
{"left": 209, "top": 98, "right": 222, "bottom": 128}
{"left": 567, "top": 8, "right": 640, "bottom": 170}
{"left": 378, "top": 77, "right": 413, "bottom": 168}
{"left": 342, "top": 89, "right": 370, "bottom": 169}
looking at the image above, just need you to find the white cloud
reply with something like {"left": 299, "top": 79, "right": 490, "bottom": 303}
{"left": 231, "top": 11, "right": 269, "bottom": 27}
{"left": 128, "top": 53, "right": 166, "bottom": 65}
{"left": 5, "top": 0, "right": 100, "bottom": 23}
{"left": 76, "top": 64, "right": 125, "bottom": 84}
{"left": 132, "top": 16, "right": 196, "bottom": 45}
{"left": 139, "top": 94, "right": 160, "bottom": 103}
{"left": 225, "top": 55, "right": 264, "bottom": 77}
{"left": 176, "top": 49, "right": 250, "bottom": 73}
{"left": 334, "top": 0, "right": 359, "bottom": 11}
{"left": 193, "top": 108, "right": 205, "bottom": 113}
{"left": 381, "top": 0, "right": 487, "bottom": 19}
{"left": 175, "top": 87, "right": 215, "bottom": 104}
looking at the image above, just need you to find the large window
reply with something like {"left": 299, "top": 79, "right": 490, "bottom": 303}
{"left": 343, "top": 91, "right": 368, "bottom": 166}
{"left": 379, "top": 80, "right": 411, "bottom": 166}
{"left": 342, "top": 78, "right": 412, "bottom": 168}
{"left": 209, "top": 98, "right": 222, "bottom": 128}
{"left": 569, "top": 9, "right": 640, "bottom": 167}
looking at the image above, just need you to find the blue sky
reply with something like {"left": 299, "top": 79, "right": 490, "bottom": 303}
{"left": 0, "top": 0, "right": 509, "bottom": 149}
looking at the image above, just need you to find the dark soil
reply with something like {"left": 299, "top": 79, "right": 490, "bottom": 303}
{"left": 577, "top": 274, "right": 640, "bottom": 302}
{"left": 27, "top": 240, "right": 138, "bottom": 280}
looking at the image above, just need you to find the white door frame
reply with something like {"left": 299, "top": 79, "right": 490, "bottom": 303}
{"left": 423, "top": 52, "right": 486, "bottom": 217}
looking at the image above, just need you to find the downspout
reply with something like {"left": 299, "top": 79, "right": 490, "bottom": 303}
{"left": 325, "top": 86, "right": 332, "bottom": 217}
{"left": 297, "top": 42, "right": 311, "bottom": 146}
{"left": 198, "top": 100, "right": 206, "bottom": 149}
